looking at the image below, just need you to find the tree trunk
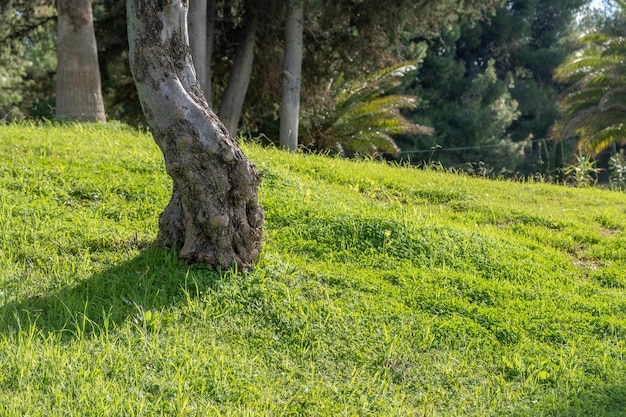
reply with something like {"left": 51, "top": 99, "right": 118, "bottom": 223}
{"left": 279, "top": 0, "right": 303, "bottom": 151}
{"left": 188, "top": 0, "right": 207, "bottom": 95}
{"left": 188, "top": 0, "right": 217, "bottom": 106}
{"left": 204, "top": 0, "right": 216, "bottom": 106}
{"left": 55, "top": 0, "right": 106, "bottom": 122}
{"left": 218, "top": 7, "right": 258, "bottom": 138}
{"left": 127, "top": 0, "right": 264, "bottom": 271}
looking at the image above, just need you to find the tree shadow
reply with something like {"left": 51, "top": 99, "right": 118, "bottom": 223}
{"left": 0, "top": 247, "right": 224, "bottom": 340}
{"left": 505, "top": 382, "right": 626, "bottom": 416}
{"left": 543, "top": 383, "right": 626, "bottom": 417}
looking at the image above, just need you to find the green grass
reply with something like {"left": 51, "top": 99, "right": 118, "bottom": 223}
{"left": 1, "top": 122, "right": 626, "bottom": 416}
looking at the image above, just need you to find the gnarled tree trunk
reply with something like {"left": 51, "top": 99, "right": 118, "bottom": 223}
{"left": 127, "top": 0, "right": 264, "bottom": 270}
{"left": 56, "top": 0, "right": 106, "bottom": 122}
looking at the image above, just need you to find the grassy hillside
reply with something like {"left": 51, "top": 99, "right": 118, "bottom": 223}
{"left": 1, "top": 122, "right": 625, "bottom": 416}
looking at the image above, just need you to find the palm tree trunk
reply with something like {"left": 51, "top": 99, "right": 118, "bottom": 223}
{"left": 55, "top": 0, "right": 106, "bottom": 122}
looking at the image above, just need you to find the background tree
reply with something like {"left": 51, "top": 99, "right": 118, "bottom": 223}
{"left": 279, "top": 0, "right": 303, "bottom": 151}
{"left": 92, "top": 0, "right": 140, "bottom": 123}
{"left": 218, "top": 0, "right": 266, "bottom": 137}
{"left": 127, "top": 0, "right": 264, "bottom": 270}
{"left": 553, "top": 0, "right": 626, "bottom": 155}
{"left": 399, "top": 0, "right": 590, "bottom": 172}
{"left": 399, "top": 33, "right": 521, "bottom": 170}
{"left": 188, "top": 0, "right": 210, "bottom": 101}
{"left": 56, "top": 0, "right": 106, "bottom": 122}
{"left": 188, "top": 0, "right": 216, "bottom": 105}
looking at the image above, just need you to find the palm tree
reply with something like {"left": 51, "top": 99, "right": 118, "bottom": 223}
{"left": 312, "top": 62, "right": 433, "bottom": 157}
{"left": 56, "top": 0, "right": 106, "bottom": 122}
{"left": 553, "top": 0, "right": 626, "bottom": 154}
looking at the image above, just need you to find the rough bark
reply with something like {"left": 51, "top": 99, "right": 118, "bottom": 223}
{"left": 218, "top": 7, "right": 258, "bottom": 138}
{"left": 55, "top": 0, "right": 106, "bottom": 122}
{"left": 127, "top": 0, "right": 264, "bottom": 270}
{"left": 279, "top": 0, "right": 303, "bottom": 151}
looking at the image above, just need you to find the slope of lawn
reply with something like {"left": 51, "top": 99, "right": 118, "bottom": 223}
{"left": 0, "top": 122, "right": 625, "bottom": 416}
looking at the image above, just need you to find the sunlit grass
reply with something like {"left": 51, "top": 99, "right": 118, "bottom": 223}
{"left": 0, "top": 122, "right": 625, "bottom": 415}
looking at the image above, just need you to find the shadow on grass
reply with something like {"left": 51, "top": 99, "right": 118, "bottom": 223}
{"left": 542, "top": 384, "right": 626, "bottom": 417}
{"left": 0, "top": 247, "right": 224, "bottom": 339}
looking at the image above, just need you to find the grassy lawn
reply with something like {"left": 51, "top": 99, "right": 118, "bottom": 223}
{"left": 0, "top": 122, "right": 625, "bottom": 416}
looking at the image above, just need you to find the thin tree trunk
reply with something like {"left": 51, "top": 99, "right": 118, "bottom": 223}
{"left": 219, "top": 8, "right": 258, "bottom": 138}
{"left": 189, "top": 0, "right": 207, "bottom": 96}
{"left": 55, "top": 0, "right": 106, "bottom": 122}
{"left": 188, "top": 0, "right": 216, "bottom": 106}
{"left": 204, "top": 0, "right": 216, "bottom": 106}
{"left": 279, "top": 0, "right": 303, "bottom": 151}
{"left": 127, "top": 0, "right": 264, "bottom": 270}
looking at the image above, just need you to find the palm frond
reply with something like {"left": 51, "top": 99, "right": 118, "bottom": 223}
{"left": 554, "top": 15, "right": 626, "bottom": 155}
{"left": 343, "top": 96, "right": 418, "bottom": 118}
{"left": 599, "top": 87, "right": 626, "bottom": 112}
{"left": 313, "top": 61, "right": 432, "bottom": 156}
{"left": 576, "top": 32, "right": 611, "bottom": 44}
{"left": 555, "top": 53, "right": 620, "bottom": 82}
{"left": 579, "top": 124, "right": 626, "bottom": 154}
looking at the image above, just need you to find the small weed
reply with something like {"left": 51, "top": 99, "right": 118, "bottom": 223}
{"left": 609, "top": 150, "right": 626, "bottom": 190}
{"left": 564, "top": 153, "right": 602, "bottom": 187}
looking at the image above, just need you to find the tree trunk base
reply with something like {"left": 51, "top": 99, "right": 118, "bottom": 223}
{"left": 151, "top": 120, "right": 265, "bottom": 271}
{"left": 127, "top": 0, "right": 264, "bottom": 271}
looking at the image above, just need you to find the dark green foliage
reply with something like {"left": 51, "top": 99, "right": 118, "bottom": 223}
{"left": 0, "top": 1, "right": 56, "bottom": 120}
{"left": 401, "top": 47, "right": 521, "bottom": 169}
{"left": 246, "top": 0, "right": 506, "bottom": 145}
{"left": 2, "top": 0, "right": 507, "bottom": 135}
{"left": 398, "top": 0, "right": 589, "bottom": 173}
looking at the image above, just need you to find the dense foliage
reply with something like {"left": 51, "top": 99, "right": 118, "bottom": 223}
{"left": 398, "top": 0, "right": 590, "bottom": 173}
{"left": 0, "top": 1, "right": 56, "bottom": 120}
{"left": 1, "top": 1, "right": 503, "bottom": 128}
